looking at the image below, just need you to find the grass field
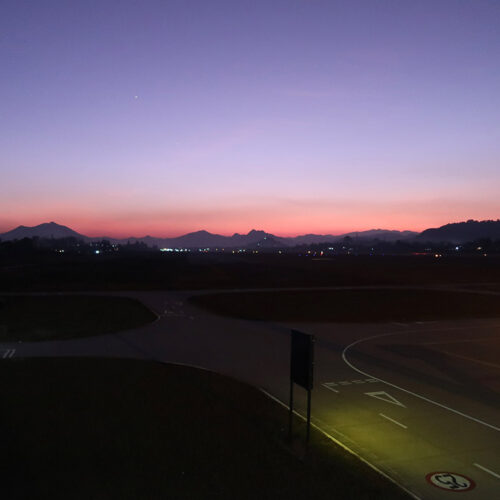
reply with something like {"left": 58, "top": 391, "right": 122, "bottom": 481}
{"left": 0, "top": 358, "right": 408, "bottom": 499}
{"left": 189, "top": 288, "right": 500, "bottom": 322}
{"left": 0, "top": 295, "right": 157, "bottom": 341}
{"left": 2, "top": 254, "right": 500, "bottom": 292}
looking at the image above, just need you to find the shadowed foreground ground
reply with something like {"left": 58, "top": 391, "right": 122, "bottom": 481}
{"left": 0, "top": 358, "right": 408, "bottom": 499}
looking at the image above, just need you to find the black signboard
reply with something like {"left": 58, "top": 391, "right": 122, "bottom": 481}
{"left": 289, "top": 329, "right": 314, "bottom": 445}
{"left": 291, "top": 329, "right": 314, "bottom": 390}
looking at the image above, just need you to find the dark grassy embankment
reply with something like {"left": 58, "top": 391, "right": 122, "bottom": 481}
{"left": 0, "top": 295, "right": 156, "bottom": 341}
{"left": 189, "top": 289, "right": 500, "bottom": 322}
{"left": 0, "top": 358, "right": 408, "bottom": 500}
{"left": 2, "top": 253, "right": 500, "bottom": 291}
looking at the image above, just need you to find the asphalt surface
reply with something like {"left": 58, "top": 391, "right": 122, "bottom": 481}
{"left": 2, "top": 288, "right": 500, "bottom": 499}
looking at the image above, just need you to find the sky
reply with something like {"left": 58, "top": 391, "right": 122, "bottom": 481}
{"left": 1, "top": 0, "right": 499, "bottom": 238}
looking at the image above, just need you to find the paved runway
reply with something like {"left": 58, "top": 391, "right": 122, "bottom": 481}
{"left": 2, "top": 289, "right": 500, "bottom": 499}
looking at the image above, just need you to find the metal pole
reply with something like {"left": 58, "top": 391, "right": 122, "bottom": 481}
{"left": 306, "top": 387, "right": 311, "bottom": 446}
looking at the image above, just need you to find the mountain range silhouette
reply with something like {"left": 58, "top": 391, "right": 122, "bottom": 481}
{"left": 1, "top": 219, "right": 499, "bottom": 247}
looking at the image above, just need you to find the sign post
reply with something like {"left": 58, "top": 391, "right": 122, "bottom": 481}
{"left": 289, "top": 329, "right": 314, "bottom": 445}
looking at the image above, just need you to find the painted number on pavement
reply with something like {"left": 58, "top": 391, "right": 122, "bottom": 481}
{"left": 426, "top": 472, "right": 475, "bottom": 492}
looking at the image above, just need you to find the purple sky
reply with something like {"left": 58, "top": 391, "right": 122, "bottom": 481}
{"left": 1, "top": 0, "right": 499, "bottom": 237}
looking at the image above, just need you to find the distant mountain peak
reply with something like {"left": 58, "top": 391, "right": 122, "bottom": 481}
{"left": 419, "top": 219, "right": 500, "bottom": 243}
{"left": 186, "top": 229, "right": 211, "bottom": 236}
{"left": 0, "top": 222, "right": 86, "bottom": 241}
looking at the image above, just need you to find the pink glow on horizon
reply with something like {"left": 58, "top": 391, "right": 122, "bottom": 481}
{"left": 1, "top": 195, "right": 498, "bottom": 238}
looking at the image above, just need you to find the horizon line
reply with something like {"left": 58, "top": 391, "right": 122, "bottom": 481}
{"left": 0, "top": 221, "right": 421, "bottom": 239}
{"left": 4, "top": 217, "right": 498, "bottom": 240}
{"left": 0, "top": 219, "right": 457, "bottom": 240}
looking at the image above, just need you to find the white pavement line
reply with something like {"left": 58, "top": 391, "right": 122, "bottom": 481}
{"left": 9, "top": 349, "right": 15, "bottom": 358}
{"left": 365, "top": 391, "right": 406, "bottom": 408}
{"left": 260, "top": 389, "right": 422, "bottom": 500}
{"left": 322, "top": 383, "right": 339, "bottom": 393}
{"left": 379, "top": 413, "right": 407, "bottom": 429}
{"left": 473, "top": 463, "right": 500, "bottom": 479}
{"left": 341, "top": 326, "right": 500, "bottom": 433}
